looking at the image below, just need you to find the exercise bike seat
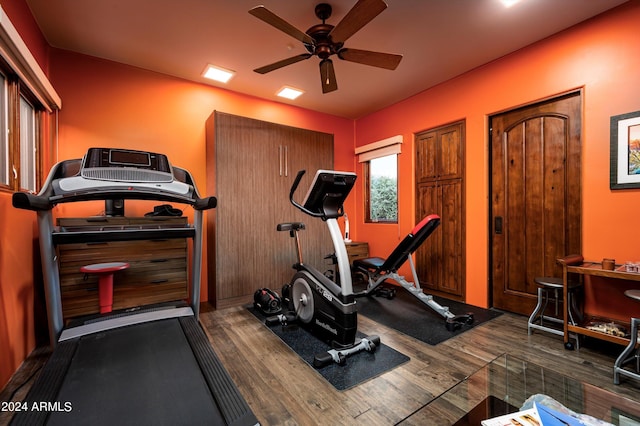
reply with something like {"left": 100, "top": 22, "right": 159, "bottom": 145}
{"left": 277, "top": 222, "right": 305, "bottom": 232}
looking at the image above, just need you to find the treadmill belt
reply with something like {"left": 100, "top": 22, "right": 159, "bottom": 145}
{"left": 48, "top": 319, "right": 224, "bottom": 426}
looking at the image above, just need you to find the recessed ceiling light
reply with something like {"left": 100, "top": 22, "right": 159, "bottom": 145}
{"left": 277, "top": 86, "right": 304, "bottom": 100}
{"left": 500, "top": 0, "right": 521, "bottom": 7}
{"left": 202, "top": 64, "right": 235, "bottom": 83}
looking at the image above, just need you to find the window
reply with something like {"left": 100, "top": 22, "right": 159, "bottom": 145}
{"left": 365, "top": 154, "right": 398, "bottom": 223}
{"left": 0, "top": 5, "right": 61, "bottom": 193}
{"left": 355, "top": 135, "right": 403, "bottom": 224}
{"left": 19, "top": 95, "right": 37, "bottom": 191}
{"left": 0, "top": 68, "right": 45, "bottom": 193}
{"left": 0, "top": 72, "right": 7, "bottom": 186}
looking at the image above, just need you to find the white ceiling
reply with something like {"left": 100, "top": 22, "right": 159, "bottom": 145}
{"left": 26, "top": 0, "right": 628, "bottom": 119}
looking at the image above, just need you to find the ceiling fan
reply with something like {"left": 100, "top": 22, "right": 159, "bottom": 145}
{"left": 249, "top": 0, "right": 403, "bottom": 94}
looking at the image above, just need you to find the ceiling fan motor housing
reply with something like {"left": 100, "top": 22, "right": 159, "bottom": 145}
{"left": 305, "top": 23, "right": 342, "bottom": 59}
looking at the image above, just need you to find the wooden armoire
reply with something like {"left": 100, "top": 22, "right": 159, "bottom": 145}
{"left": 205, "top": 112, "right": 334, "bottom": 309}
{"left": 414, "top": 121, "right": 465, "bottom": 300}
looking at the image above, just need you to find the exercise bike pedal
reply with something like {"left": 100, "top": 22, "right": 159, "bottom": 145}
{"left": 265, "top": 312, "right": 297, "bottom": 326}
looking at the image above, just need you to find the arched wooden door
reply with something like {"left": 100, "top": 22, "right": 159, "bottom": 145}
{"left": 490, "top": 92, "right": 582, "bottom": 315}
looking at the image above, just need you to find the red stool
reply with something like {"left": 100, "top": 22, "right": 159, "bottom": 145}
{"left": 80, "top": 262, "right": 129, "bottom": 314}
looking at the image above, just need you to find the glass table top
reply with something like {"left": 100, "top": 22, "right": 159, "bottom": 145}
{"left": 408, "top": 354, "right": 640, "bottom": 425}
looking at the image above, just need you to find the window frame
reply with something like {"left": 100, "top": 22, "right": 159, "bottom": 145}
{"left": 363, "top": 153, "right": 399, "bottom": 224}
{"left": 0, "top": 68, "right": 45, "bottom": 193}
{"left": 356, "top": 135, "right": 403, "bottom": 224}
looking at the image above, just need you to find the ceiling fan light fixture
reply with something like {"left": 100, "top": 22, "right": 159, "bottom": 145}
{"left": 277, "top": 86, "right": 304, "bottom": 100}
{"left": 202, "top": 64, "right": 235, "bottom": 83}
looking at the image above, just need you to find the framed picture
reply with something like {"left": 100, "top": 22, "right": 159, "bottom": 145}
{"left": 611, "top": 110, "right": 640, "bottom": 190}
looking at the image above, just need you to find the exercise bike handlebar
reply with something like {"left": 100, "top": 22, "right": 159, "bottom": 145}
{"left": 289, "top": 170, "right": 327, "bottom": 218}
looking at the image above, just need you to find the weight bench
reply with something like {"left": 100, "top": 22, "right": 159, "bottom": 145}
{"left": 353, "top": 214, "right": 474, "bottom": 330}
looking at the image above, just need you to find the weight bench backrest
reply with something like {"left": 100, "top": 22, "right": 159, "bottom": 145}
{"left": 376, "top": 214, "right": 441, "bottom": 273}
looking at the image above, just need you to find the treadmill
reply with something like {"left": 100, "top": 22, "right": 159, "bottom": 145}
{"left": 11, "top": 147, "right": 258, "bottom": 426}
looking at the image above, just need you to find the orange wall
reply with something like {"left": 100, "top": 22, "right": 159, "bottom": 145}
{"left": 0, "top": 0, "right": 51, "bottom": 390}
{"left": 353, "top": 1, "right": 640, "bottom": 308}
{"left": 48, "top": 49, "right": 356, "bottom": 297}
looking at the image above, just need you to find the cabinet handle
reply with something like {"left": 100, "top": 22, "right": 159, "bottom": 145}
{"left": 494, "top": 216, "right": 503, "bottom": 234}
{"left": 284, "top": 145, "right": 288, "bottom": 177}
{"left": 278, "top": 145, "right": 289, "bottom": 177}
{"left": 151, "top": 258, "right": 169, "bottom": 263}
{"left": 151, "top": 279, "right": 168, "bottom": 284}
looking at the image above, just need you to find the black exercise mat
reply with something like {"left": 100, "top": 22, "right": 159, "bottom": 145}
{"left": 356, "top": 288, "right": 503, "bottom": 346}
{"left": 248, "top": 307, "right": 410, "bottom": 391}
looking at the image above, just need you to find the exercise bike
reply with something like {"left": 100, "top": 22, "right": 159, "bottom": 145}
{"left": 268, "top": 169, "right": 380, "bottom": 368}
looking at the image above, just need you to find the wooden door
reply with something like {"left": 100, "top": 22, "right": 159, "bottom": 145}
{"left": 206, "top": 112, "right": 333, "bottom": 309}
{"left": 490, "top": 92, "right": 581, "bottom": 315}
{"left": 414, "top": 121, "right": 465, "bottom": 299}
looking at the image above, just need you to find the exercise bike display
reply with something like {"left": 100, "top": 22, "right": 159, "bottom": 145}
{"left": 268, "top": 169, "right": 380, "bottom": 368}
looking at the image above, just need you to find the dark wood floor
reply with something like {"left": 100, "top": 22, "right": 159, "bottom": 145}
{"left": 2, "top": 304, "right": 639, "bottom": 425}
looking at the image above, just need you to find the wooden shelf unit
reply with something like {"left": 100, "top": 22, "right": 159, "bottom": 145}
{"left": 56, "top": 217, "right": 189, "bottom": 319}
{"left": 561, "top": 261, "right": 640, "bottom": 348}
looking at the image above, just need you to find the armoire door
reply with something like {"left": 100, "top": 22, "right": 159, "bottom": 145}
{"left": 490, "top": 92, "right": 581, "bottom": 315}
{"left": 206, "top": 112, "right": 333, "bottom": 309}
{"left": 415, "top": 180, "right": 464, "bottom": 297}
{"left": 414, "top": 121, "right": 465, "bottom": 299}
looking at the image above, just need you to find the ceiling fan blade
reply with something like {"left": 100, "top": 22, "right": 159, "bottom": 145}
{"left": 319, "top": 59, "right": 338, "bottom": 93}
{"left": 338, "top": 48, "right": 402, "bottom": 70}
{"left": 249, "top": 6, "right": 315, "bottom": 45}
{"left": 254, "top": 53, "right": 313, "bottom": 74}
{"left": 328, "top": 0, "right": 388, "bottom": 44}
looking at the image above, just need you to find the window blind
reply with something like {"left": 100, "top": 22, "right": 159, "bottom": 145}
{"left": 355, "top": 135, "right": 402, "bottom": 163}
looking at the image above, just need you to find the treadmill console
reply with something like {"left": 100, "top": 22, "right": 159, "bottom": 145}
{"left": 81, "top": 147, "right": 173, "bottom": 183}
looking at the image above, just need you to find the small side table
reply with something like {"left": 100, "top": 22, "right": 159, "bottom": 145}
{"left": 345, "top": 241, "right": 369, "bottom": 265}
{"left": 81, "top": 262, "right": 130, "bottom": 314}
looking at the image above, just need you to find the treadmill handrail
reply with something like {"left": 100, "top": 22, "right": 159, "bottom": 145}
{"left": 12, "top": 158, "right": 217, "bottom": 211}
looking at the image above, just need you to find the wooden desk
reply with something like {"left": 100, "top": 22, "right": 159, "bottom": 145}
{"left": 560, "top": 259, "right": 640, "bottom": 349}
